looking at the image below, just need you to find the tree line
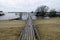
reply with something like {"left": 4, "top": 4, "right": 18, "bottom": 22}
{"left": 35, "top": 5, "right": 60, "bottom": 18}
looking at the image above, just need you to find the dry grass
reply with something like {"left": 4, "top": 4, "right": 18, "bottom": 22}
{"left": 0, "top": 17, "right": 60, "bottom": 40}
{"left": 34, "top": 17, "right": 60, "bottom": 40}
{"left": 0, "top": 20, "right": 25, "bottom": 40}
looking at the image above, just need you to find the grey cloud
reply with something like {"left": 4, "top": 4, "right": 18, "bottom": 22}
{"left": 0, "top": 0, "right": 60, "bottom": 12}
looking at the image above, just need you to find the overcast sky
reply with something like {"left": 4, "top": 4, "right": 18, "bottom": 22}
{"left": 0, "top": 0, "right": 60, "bottom": 12}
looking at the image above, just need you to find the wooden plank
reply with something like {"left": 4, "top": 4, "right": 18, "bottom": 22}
{"left": 18, "top": 13, "right": 40, "bottom": 40}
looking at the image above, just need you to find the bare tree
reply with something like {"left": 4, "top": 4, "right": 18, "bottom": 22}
{"left": 19, "top": 12, "right": 22, "bottom": 19}
{"left": 49, "top": 9, "right": 56, "bottom": 17}
{"left": 35, "top": 5, "right": 49, "bottom": 18}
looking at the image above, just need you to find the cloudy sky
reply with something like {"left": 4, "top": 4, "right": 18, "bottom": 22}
{"left": 0, "top": 0, "right": 60, "bottom": 12}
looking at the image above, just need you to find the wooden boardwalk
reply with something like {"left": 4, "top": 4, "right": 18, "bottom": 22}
{"left": 18, "top": 14, "right": 40, "bottom": 40}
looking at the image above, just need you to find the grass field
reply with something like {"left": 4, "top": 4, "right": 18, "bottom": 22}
{"left": 0, "top": 17, "right": 60, "bottom": 40}
{"left": 34, "top": 17, "right": 60, "bottom": 40}
{"left": 0, "top": 20, "right": 25, "bottom": 40}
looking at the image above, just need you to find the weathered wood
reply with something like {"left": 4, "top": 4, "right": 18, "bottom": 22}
{"left": 18, "top": 13, "right": 40, "bottom": 40}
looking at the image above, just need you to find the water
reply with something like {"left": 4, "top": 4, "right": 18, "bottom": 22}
{"left": 0, "top": 13, "right": 19, "bottom": 20}
{"left": 0, "top": 12, "right": 36, "bottom": 20}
